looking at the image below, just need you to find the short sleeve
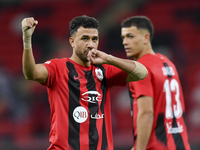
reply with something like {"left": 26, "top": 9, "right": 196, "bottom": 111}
{"left": 129, "top": 67, "right": 153, "bottom": 99}
{"left": 103, "top": 64, "right": 128, "bottom": 87}
{"left": 42, "top": 59, "right": 58, "bottom": 88}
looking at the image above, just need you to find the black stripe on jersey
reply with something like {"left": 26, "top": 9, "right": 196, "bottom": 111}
{"left": 97, "top": 65, "right": 108, "bottom": 150}
{"left": 84, "top": 69, "right": 99, "bottom": 150}
{"left": 163, "top": 62, "right": 186, "bottom": 149}
{"left": 128, "top": 86, "right": 135, "bottom": 146}
{"left": 172, "top": 116, "right": 185, "bottom": 150}
{"left": 67, "top": 61, "right": 81, "bottom": 150}
{"left": 163, "top": 63, "right": 172, "bottom": 78}
{"left": 101, "top": 120, "right": 107, "bottom": 150}
{"left": 155, "top": 113, "right": 167, "bottom": 146}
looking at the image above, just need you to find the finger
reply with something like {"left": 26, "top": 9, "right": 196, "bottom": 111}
{"left": 33, "top": 20, "right": 38, "bottom": 26}
{"left": 92, "top": 49, "right": 97, "bottom": 55}
{"left": 87, "top": 52, "right": 92, "bottom": 61}
{"left": 89, "top": 50, "right": 96, "bottom": 57}
{"left": 89, "top": 50, "right": 97, "bottom": 57}
{"left": 25, "top": 19, "right": 34, "bottom": 28}
{"left": 26, "top": 18, "right": 37, "bottom": 28}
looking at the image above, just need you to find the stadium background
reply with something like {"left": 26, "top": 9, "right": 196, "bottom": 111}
{"left": 0, "top": 0, "right": 200, "bottom": 149}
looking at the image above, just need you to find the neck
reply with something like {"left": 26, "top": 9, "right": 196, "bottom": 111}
{"left": 135, "top": 45, "right": 155, "bottom": 61}
{"left": 69, "top": 54, "right": 91, "bottom": 67}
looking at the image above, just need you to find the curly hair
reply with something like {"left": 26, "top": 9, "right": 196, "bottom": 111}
{"left": 69, "top": 15, "right": 99, "bottom": 36}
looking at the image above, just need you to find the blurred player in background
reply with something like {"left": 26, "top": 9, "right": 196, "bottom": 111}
{"left": 21, "top": 15, "right": 147, "bottom": 150}
{"left": 121, "top": 16, "right": 191, "bottom": 150}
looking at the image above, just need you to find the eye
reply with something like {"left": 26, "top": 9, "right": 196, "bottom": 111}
{"left": 82, "top": 37, "right": 88, "bottom": 41}
{"left": 128, "top": 35, "right": 134, "bottom": 38}
{"left": 93, "top": 38, "right": 98, "bottom": 41}
{"left": 92, "top": 37, "right": 98, "bottom": 41}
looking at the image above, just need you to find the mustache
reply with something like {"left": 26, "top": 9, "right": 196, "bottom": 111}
{"left": 85, "top": 48, "right": 93, "bottom": 54}
{"left": 86, "top": 47, "right": 93, "bottom": 51}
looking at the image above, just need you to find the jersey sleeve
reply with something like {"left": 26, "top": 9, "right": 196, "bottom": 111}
{"left": 42, "top": 59, "right": 61, "bottom": 88}
{"left": 129, "top": 67, "right": 153, "bottom": 99}
{"left": 103, "top": 64, "right": 128, "bottom": 87}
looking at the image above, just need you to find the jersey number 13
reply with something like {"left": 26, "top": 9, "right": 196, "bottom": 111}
{"left": 164, "top": 79, "right": 183, "bottom": 119}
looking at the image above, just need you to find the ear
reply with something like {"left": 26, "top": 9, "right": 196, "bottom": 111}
{"left": 143, "top": 33, "right": 150, "bottom": 44}
{"left": 69, "top": 37, "right": 75, "bottom": 48}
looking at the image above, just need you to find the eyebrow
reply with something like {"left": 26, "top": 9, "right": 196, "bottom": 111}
{"left": 121, "top": 33, "right": 133, "bottom": 38}
{"left": 81, "top": 35, "right": 98, "bottom": 39}
{"left": 126, "top": 33, "right": 134, "bottom": 36}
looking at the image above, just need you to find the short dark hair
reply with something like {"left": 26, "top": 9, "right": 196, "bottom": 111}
{"left": 69, "top": 15, "right": 99, "bottom": 36}
{"left": 121, "top": 16, "right": 154, "bottom": 41}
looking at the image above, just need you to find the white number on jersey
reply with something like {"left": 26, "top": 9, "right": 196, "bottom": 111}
{"left": 164, "top": 79, "right": 183, "bottom": 119}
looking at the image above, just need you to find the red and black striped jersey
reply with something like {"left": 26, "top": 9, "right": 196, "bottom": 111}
{"left": 129, "top": 53, "right": 191, "bottom": 150}
{"left": 43, "top": 58, "right": 128, "bottom": 150}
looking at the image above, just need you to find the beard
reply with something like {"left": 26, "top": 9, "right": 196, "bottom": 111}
{"left": 76, "top": 49, "right": 90, "bottom": 63}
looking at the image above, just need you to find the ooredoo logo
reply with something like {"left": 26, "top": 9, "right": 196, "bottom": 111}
{"left": 73, "top": 106, "right": 88, "bottom": 123}
{"left": 81, "top": 91, "right": 102, "bottom": 103}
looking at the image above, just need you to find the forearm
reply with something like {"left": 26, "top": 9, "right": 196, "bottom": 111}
{"left": 107, "top": 55, "right": 148, "bottom": 81}
{"left": 22, "top": 41, "right": 37, "bottom": 80}
{"left": 136, "top": 112, "right": 153, "bottom": 150}
{"left": 107, "top": 55, "right": 135, "bottom": 73}
{"left": 88, "top": 49, "right": 147, "bottom": 81}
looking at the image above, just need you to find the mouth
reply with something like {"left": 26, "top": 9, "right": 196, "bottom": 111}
{"left": 85, "top": 48, "right": 92, "bottom": 55}
{"left": 85, "top": 50, "right": 90, "bottom": 56}
{"left": 125, "top": 48, "right": 131, "bottom": 52}
{"left": 86, "top": 51, "right": 88, "bottom": 55}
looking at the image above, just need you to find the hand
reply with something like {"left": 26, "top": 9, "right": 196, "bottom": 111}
{"left": 87, "top": 49, "right": 109, "bottom": 65}
{"left": 22, "top": 17, "right": 38, "bottom": 39}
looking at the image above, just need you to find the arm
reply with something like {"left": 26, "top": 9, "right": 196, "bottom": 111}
{"left": 87, "top": 49, "right": 148, "bottom": 81}
{"left": 136, "top": 96, "right": 154, "bottom": 150}
{"left": 22, "top": 17, "right": 48, "bottom": 83}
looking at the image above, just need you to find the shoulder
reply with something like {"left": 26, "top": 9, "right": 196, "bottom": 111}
{"left": 43, "top": 58, "right": 68, "bottom": 71}
{"left": 157, "top": 53, "right": 176, "bottom": 67}
{"left": 138, "top": 54, "right": 156, "bottom": 70}
{"left": 138, "top": 53, "right": 165, "bottom": 73}
{"left": 138, "top": 54, "right": 155, "bottom": 64}
{"left": 44, "top": 58, "right": 68, "bottom": 65}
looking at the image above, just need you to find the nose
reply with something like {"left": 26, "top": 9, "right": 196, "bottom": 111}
{"left": 87, "top": 40, "right": 94, "bottom": 49}
{"left": 122, "top": 38, "right": 127, "bottom": 46}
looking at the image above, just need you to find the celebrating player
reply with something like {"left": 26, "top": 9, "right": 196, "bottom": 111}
{"left": 22, "top": 15, "right": 148, "bottom": 150}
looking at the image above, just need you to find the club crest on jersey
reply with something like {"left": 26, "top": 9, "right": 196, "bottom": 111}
{"left": 73, "top": 106, "right": 88, "bottom": 123}
{"left": 95, "top": 68, "right": 103, "bottom": 81}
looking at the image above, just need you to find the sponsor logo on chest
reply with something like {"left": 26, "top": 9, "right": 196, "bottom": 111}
{"left": 73, "top": 106, "right": 104, "bottom": 123}
{"left": 81, "top": 91, "right": 102, "bottom": 103}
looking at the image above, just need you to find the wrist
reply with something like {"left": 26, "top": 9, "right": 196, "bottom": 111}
{"left": 23, "top": 36, "right": 32, "bottom": 50}
{"left": 23, "top": 42, "right": 32, "bottom": 50}
{"left": 105, "top": 54, "right": 113, "bottom": 64}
